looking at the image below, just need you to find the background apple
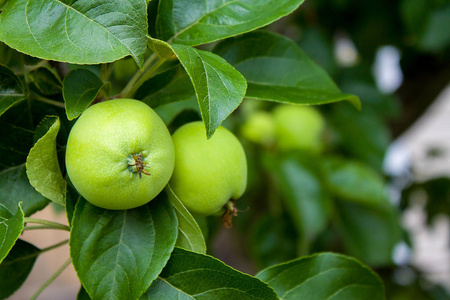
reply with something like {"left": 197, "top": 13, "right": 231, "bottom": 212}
{"left": 240, "top": 111, "right": 276, "bottom": 146}
{"left": 169, "top": 121, "right": 247, "bottom": 216}
{"left": 272, "top": 104, "right": 325, "bottom": 153}
{"left": 65, "top": 99, "right": 175, "bottom": 210}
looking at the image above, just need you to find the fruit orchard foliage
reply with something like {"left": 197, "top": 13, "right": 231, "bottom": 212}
{"left": 0, "top": 0, "right": 422, "bottom": 299}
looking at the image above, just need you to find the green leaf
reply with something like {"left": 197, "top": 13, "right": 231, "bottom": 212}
{"left": 28, "top": 66, "right": 62, "bottom": 96}
{"left": 70, "top": 193, "right": 178, "bottom": 300}
{"left": 156, "top": 0, "right": 305, "bottom": 46}
{"left": 136, "top": 65, "right": 196, "bottom": 108}
{"left": 267, "top": 153, "right": 329, "bottom": 244}
{"left": 0, "top": 123, "right": 34, "bottom": 171}
{"left": 0, "top": 239, "right": 40, "bottom": 299}
{"left": 167, "top": 186, "right": 206, "bottom": 254}
{"left": 256, "top": 252, "right": 386, "bottom": 300}
{"left": 322, "top": 157, "right": 388, "bottom": 206}
{"left": 141, "top": 278, "right": 193, "bottom": 300}
{"left": 419, "top": 4, "right": 450, "bottom": 52}
{"left": 77, "top": 286, "right": 91, "bottom": 300}
{"left": 0, "top": 0, "right": 147, "bottom": 67}
{"left": 26, "top": 116, "right": 66, "bottom": 206}
{"left": 171, "top": 44, "right": 247, "bottom": 138}
{"left": 213, "top": 31, "right": 360, "bottom": 108}
{"left": 249, "top": 215, "right": 297, "bottom": 269}
{"left": 144, "top": 247, "right": 278, "bottom": 299}
{"left": 0, "top": 64, "right": 27, "bottom": 117}
{"left": 63, "top": 69, "right": 110, "bottom": 120}
{"left": 328, "top": 103, "right": 389, "bottom": 170}
{"left": 0, "top": 165, "right": 49, "bottom": 216}
{"left": 335, "top": 201, "right": 401, "bottom": 267}
{"left": 66, "top": 184, "right": 81, "bottom": 228}
{"left": 0, "top": 204, "right": 24, "bottom": 264}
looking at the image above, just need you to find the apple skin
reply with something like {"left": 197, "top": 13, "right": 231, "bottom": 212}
{"left": 65, "top": 99, "right": 175, "bottom": 210}
{"left": 169, "top": 121, "right": 247, "bottom": 216}
{"left": 272, "top": 105, "right": 325, "bottom": 153}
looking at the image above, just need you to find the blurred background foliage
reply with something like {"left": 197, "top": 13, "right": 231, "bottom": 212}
{"left": 190, "top": 0, "right": 450, "bottom": 299}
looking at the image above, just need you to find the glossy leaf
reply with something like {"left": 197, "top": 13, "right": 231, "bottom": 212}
{"left": 322, "top": 157, "right": 388, "bottom": 206}
{"left": 0, "top": 0, "right": 147, "bottom": 67}
{"left": 144, "top": 247, "right": 278, "bottom": 299}
{"left": 28, "top": 67, "right": 62, "bottom": 96}
{"left": 70, "top": 193, "right": 178, "bottom": 300}
{"left": 335, "top": 201, "right": 402, "bottom": 267}
{"left": 0, "top": 64, "right": 27, "bottom": 117}
{"left": 0, "top": 165, "right": 49, "bottom": 216}
{"left": 213, "top": 31, "right": 360, "bottom": 108}
{"left": 256, "top": 252, "right": 386, "bottom": 300}
{"left": 26, "top": 116, "right": 66, "bottom": 206}
{"left": 0, "top": 204, "right": 24, "bottom": 264}
{"left": 63, "top": 69, "right": 110, "bottom": 120}
{"left": 167, "top": 185, "right": 206, "bottom": 254}
{"left": 171, "top": 43, "right": 247, "bottom": 138}
{"left": 156, "top": 0, "right": 305, "bottom": 46}
{"left": 141, "top": 278, "right": 193, "bottom": 300}
{"left": 0, "top": 239, "right": 40, "bottom": 299}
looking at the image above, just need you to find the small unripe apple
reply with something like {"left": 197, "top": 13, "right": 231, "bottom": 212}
{"left": 240, "top": 111, "right": 276, "bottom": 146}
{"left": 169, "top": 122, "right": 247, "bottom": 217}
{"left": 272, "top": 105, "right": 325, "bottom": 153}
{"left": 65, "top": 99, "right": 175, "bottom": 210}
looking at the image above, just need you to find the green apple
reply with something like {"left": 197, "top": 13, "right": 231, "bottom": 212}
{"left": 273, "top": 104, "right": 325, "bottom": 152}
{"left": 169, "top": 121, "right": 247, "bottom": 217}
{"left": 65, "top": 99, "right": 175, "bottom": 210}
{"left": 240, "top": 111, "right": 276, "bottom": 146}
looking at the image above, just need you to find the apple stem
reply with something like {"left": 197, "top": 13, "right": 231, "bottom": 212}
{"left": 221, "top": 199, "right": 239, "bottom": 228}
{"left": 128, "top": 153, "right": 151, "bottom": 178}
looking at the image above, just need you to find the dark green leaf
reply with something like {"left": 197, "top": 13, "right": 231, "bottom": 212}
{"left": 156, "top": 0, "right": 305, "bottom": 46}
{"left": 171, "top": 44, "right": 247, "bottom": 138}
{"left": 213, "top": 31, "right": 360, "bottom": 108}
{"left": 77, "top": 286, "right": 91, "bottom": 300}
{"left": 419, "top": 5, "right": 450, "bottom": 51}
{"left": 141, "top": 278, "right": 192, "bottom": 300}
{"left": 335, "top": 201, "right": 402, "bottom": 267}
{"left": 0, "top": 64, "right": 27, "bottom": 117}
{"left": 0, "top": 0, "right": 147, "bottom": 67}
{"left": 249, "top": 215, "right": 297, "bottom": 269}
{"left": 0, "top": 239, "right": 40, "bottom": 299}
{"left": 26, "top": 116, "right": 66, "bottom": 206}
{"left": 0, "top": 123, "right": 34, "bottom": 171}
{"left": 66, "top": 184, "right": 81, "bottom": 228}
{"left": 63, "top": 69, "right": 110, "bottom": 120}
{"left": 328, "top": 103, "right": 390, "bottom": 170}
{"left": 144, "top": 247, "right": 278, "bottom": 299}
{"left": 70, "top": 193, "right": 178, "bottom": 300}
{"left": 256, "top": 252, "right": 386, "bottom": 300}
{"left": 322, "top": 157, "right": 388, "bottom": 206}
{"left": 0, "top": 165, "right": 49, "bottom": 216}
{"left": 136, "top": 65, "right": 196, "bottom": 108}
{"left": 28, "top": 66, "right": 62, "bottom": 96}
{"left": 0, "top": 203, "right": 24, "bottom": 264}
{"left": 267, "top": 153, "right": 329, "bottom": 244}
{"left": 167, "top": 186, "right": 206, "bottom": 254}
